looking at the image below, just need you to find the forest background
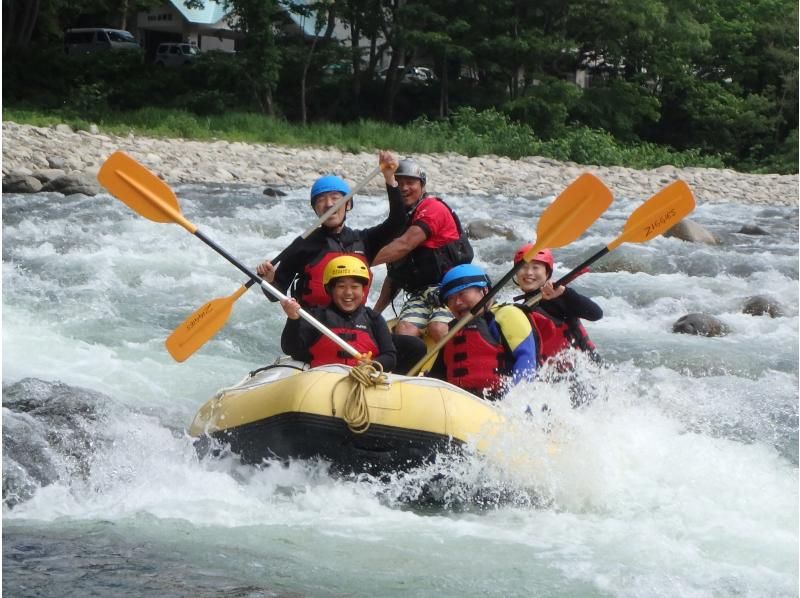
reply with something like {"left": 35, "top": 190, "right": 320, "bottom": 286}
{"left": 3, "top": 0, "right": 798, "bottom": 174}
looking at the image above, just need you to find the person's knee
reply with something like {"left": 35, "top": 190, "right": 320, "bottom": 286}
{"left": 427, "top": 321, "right": 449, "bottom": 341}
{"left": 395, "top": 320, "right": 422, "bottom": 336}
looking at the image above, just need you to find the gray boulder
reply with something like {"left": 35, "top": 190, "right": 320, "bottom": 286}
{"left": 41, "top": 173, "right": 101, "bottom": 196}
{"left": 737, "top": 224, "right": 769, "bottom": 235}
{"left": 664, "top": 219, "right": 718, "bottom": 244}
{"left": 466, "top": 219, "right": 519, "bottom": 241}
{"left": 2, "top": 174, "right": 43, "bottom": 193}
{"left": 31, "top": 168, "right": 67, "bottom": 183}
{"left": 46, "top": 155, "right": 67, "bottom": 170}
{"left": 742, "top": 295, "right": 783, "bottom": 318}
{"left": 672, "top": 313, "right": 730, "bottom": 337}
{"left": 263, "top": 186, "right": 288, "bottom": 197}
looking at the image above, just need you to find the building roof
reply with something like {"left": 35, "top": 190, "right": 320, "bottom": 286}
{"left": 165, "top": 0, "right": 350, "bottom": 41}
{"left": 169, "top": 0, "right": 228, "bottom": 25}
{"left": 281, "top": 0, "right": 324, "bottom": 37}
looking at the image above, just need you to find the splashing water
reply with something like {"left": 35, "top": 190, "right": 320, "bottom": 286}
{"left": 3, "top": 184, "right": 797, "bottom": 596}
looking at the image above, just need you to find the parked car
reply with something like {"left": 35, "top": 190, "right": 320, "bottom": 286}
{"left": 377, "top": 65, "right": 435, "bottom": 84}
{"left": 154, "top": 43, "right": 200, "bottom": 67}
{"left": 64, "top": 28, "right": 140, "bottom": 55}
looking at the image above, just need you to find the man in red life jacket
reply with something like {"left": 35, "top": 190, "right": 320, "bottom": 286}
{"left": 512, "top": 244, "right": 603, "bottom": 368}
{"left": 256, "top": 151, "right": 406, "bottom": 309}
{"left": 427, "top": 264, "right": 537, "bottom": 400}
{"left": 371, "top": 157, "right": 474, "bottom": 343}
{"left": 280, "top": 255, "right": 397, "bottom": 372}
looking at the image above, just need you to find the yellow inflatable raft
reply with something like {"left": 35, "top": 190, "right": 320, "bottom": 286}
{"left": 189, "top": 358, "right": 505, "bottom": 473}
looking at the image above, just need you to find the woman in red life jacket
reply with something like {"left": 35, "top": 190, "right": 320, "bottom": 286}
{"left": 513, "top": 244, "right": 603, "bottom": 367}
{"left": 427, "top": 264, "right": 537, "bottom": 400}
{"left": 280, "top": 256, "right": 397, "bottom": 372}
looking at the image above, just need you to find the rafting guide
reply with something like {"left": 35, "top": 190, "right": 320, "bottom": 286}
{"left": 371, "top": 158, "right": 474, "bottom": 343}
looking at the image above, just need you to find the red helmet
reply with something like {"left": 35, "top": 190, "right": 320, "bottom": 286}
{"left": 513, "top": 244, "right": 553, "bottom": 276}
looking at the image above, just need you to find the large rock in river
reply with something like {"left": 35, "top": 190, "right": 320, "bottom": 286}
{"left": 672, "top": 313, "right": 730, "bottom": 337}
{"left": 41, "top": 173, "right": 101, "bottom": 196}
{"left": 466, "top": 219, "right": 518, "bottom": 241}
{"left": 2, "top": 173, "right": 42, "bottom": 193}
{"left": 742, "top": 295, "right": 783, "bottom": 318}
{"left": 663, "top": 219, "right": 718, "bottom": 244}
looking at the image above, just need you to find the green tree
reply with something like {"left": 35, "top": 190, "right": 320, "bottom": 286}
{"left": 187, "top": 0, "right": 282, "bottom": 115}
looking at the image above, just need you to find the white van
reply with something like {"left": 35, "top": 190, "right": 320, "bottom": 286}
{"left": 64, "top": 28, "right": 140, "bottom": 55}
{"left": 154, "top": 43, "right": 200, "bottom": 67}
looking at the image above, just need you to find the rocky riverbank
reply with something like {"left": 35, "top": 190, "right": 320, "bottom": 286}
{"left": 2, "top": 121, "right": 797, "bottom": 205}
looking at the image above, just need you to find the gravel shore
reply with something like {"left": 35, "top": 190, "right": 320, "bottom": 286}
{"left": 2, "top": 121, "right": 797, "bottom": 205}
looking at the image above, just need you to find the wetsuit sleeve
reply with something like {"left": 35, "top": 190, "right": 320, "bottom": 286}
{"left": 263, "top": 238, "right": 305, "bottom": 302}
{"left": 494, "top": 305, "right": 537, "bottom": 383}
{"left": 559, "top": 287, "right": 603, "bottom": 321}
{"left": 360, "top": 184, "right": 408, "bottom": 263}
{"left": 280, "top": 311, "right": 321, "bottom": 361}
{"left": 368, "top": 310, "right": 397, "bottom": 372}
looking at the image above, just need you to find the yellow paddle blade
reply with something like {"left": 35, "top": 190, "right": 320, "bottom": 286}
{"left": 523, "top": 172, "right": 613, "bottom": 261}
{"left": 165, "top": 285, "right": 248, "bottom": 361}
{"left": 609, "top": 180, "right": 696, "bottom": 250}
{"left": 97, "top": 151, "right": 196, "bottom": 233}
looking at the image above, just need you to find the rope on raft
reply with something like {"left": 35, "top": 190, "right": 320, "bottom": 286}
{"left": 331, "top": 362, "right": 388, "bottom": 434}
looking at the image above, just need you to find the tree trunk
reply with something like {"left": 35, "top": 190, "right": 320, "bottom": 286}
{"left": 119, "top": 0, "right": 129, "bottom": 30}
{"left": 300, "top": 35, "right": 320, "bottom": 125}
{"left": 382, "top": 46, "right": 405, "bottom": 121}
{"left": 3, "top": 0, "right": 16, "bottom": 52}
{"left": 12, "top": 0, "right": 40, "bottom": 48}
{"left": 350, "top": 21, "right": 361, "bottom": 100}
{"left": 438, "top": 51, "right": 449, "bottom": 118}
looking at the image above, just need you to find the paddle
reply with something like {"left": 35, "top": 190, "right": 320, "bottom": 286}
{"left": 97, "top": 150, "right": 368, "bottom": 362}
{"left": 406, "top": 173, "right": 613, "bottom": 377}
{"left": 164, "top": 163, "right": 382, "bottom": 361}
{"left": 520, "top": 179, "right": 696, "bottom": 308}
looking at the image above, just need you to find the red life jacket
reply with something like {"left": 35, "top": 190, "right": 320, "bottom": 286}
{"left": 442, "top": 316, "right": 507, "bottom": 398}
{"left": 387, "top": 195, "right": 473, "bottom": 292}
{"left": 526, "top": 308, "right": 596, "bottom": 365}
{"left": 308, "top": 308, "right": 380, "bottom": 367}
{"left": 300, "top": 236, "right": 368, "bottom": 307}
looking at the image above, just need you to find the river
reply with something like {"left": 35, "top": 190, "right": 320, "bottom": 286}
{"left": 3, "top": 180, "right": 798, "bottom": 597}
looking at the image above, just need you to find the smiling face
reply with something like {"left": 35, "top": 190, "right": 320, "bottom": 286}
{"left": 516, "top": 261, "right": 550, "bottom": 292}
{"left": 330, "top": 277, "right": 366, "bottom": 312}
{"left": 312, "top": 191, "right": 348, "bottom": 230}
{"left": 395, "top": 176, "right": 424, "bottom": 207}
{"left": 444, "top": 286, "right": 487, "bottom": 319}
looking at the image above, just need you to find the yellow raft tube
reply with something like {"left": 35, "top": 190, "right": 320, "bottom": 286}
{"left": 189, "top": 358, "right": 505, "bottom": 473}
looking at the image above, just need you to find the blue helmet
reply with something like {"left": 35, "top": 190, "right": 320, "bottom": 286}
{"left": 310, "top": 175, "right": 351, "bottom": 206}
{"left": 439, "top": 264, "right": 491, "bottom": 302}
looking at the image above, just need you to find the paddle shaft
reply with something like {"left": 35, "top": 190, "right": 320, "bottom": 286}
{"left": 404, "top": 260, "right": 528, "bottom": 376}
{"left": 107, "top": 158, "right": 364, "bottom": 359}
{"left": 192, "top": 228, "right": 363, "bottom": 358}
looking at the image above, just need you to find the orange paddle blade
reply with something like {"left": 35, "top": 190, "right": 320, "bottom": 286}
{"left": 609, "top": 180, "right": 696, "bottom": 250}
{"left": 165, "top": 285, "right": 248, "bottom": 362}
{"left": 522, "top": 172, "right": 613, "bottom": 261}
{"left": 97, "top": 151, "right": 196, "bottom": 233}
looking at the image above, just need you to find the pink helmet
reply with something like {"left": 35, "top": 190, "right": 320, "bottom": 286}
{"left": 513, "top": 244, "right": 553, "bottom": 277}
